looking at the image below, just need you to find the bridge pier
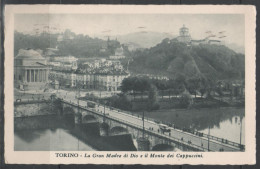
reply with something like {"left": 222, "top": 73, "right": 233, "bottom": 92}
{"left": 74, "top": 112, "right": 82, "bottom": 124}
{"left": 100, "top": 122, "right": 109, "bottom": 136}
{"left": 137, "top": 137, "right": 150, "bottom": 151}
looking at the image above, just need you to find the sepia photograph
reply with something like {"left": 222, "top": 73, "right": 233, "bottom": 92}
{"left": 4, "top": 5, "right": 256, "bottom": 164}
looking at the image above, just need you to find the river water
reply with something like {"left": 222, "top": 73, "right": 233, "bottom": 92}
{"left": 15, "top": 107, "right": 244, "bottom": 151}
{"left": 15, "top": 128, "right": 96, "bottom": 151}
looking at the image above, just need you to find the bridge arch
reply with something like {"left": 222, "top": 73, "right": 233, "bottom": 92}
{"left": 82, "top": 115, "right": 98, "bottom": 123}
{"left": 110, "top": 126, "right": 128, "bottom": 136}
{"left": 152, "top": 144, "right": 174, "bottom": 151}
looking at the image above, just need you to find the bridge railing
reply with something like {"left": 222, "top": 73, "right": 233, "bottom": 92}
{"left": 202, "top": 133, "right": 244, "bottom": 149}
{"left": 99, "top": 110, "right": 208, "bottom": 152}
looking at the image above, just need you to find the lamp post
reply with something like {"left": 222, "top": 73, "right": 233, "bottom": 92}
{"left": 142, "top": 111, "right": 145, "bottom": 138}
{"left": 103, "top": 100, "right": 107, "bottom": 122}
{"left": 239, "top": 116, "right": 243, "bottom": 147}
{"left": 208, "top": 126, "right": 210, "bottom": 152}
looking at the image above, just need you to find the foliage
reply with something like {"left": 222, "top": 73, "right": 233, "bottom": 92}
{"left": 129, "top": 40, "right": 245, "bottom": 80}
{"left": 14, "top": 30, "right": 121, "bottom": 58}
{"left": 179, "top": 93, "right": 192, "bottom": 108}
{"left": 14, "top": 31, "right": 58, "bottom": 56}
{"left": 121, "top": 76, "right": 151, "bottom": 93}
{"left": 148, "top": 85, "right": 159, "bottom": 110}
{"left": 109, "top": 94, "right": 132, "bottom": 111}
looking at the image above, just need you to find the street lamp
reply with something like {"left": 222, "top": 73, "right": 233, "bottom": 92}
{"left": 239, "top": 116, "right": 243, "bottom": 147}
{"left": 208, "top": 126, "right": 210, "bottom": 152}
{"left": 103, "top": 100, "right": 107, "bottom": 122}
{"left": 142, "top": 111, "right": 145, "bottom": 138}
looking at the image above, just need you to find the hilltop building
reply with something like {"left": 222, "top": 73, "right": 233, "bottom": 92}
{"left": 14, "top": 49, "right": 49, "bottom": 91}
{"left": 176, "top": 25, "right": 192, "bottom": 43}
{"left": 109, "top": 46, "right": 126, "bottom": 59}
{"left": 176, "top": 25, "right": 222, "bottom": 46}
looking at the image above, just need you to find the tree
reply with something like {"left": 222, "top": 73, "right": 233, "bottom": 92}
{"left": 179, "top": 93, "right": 192, "bottom": 108}
{"left": 148, "top": 85, "right": 159, "bottom": 110}
{"left": 186, "top": 77, "right": 200, "bottom": 98}
{"left": 199, "top": 77, "right": 209, "bottom": 98}
{"left": 109, "top": 94, "right": 132, "bottom": 111}
{"left": 121, "top": 77, "right": 134, "bottom": 92}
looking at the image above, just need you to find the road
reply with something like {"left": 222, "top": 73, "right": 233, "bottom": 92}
{"left": 55, "top": 89, "right": 242, "bottom": 152}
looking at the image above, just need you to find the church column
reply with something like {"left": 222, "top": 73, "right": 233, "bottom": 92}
{"left": 29, "top": 69, "right": 31, "bottom": 82}
{"left": 36, "top": 69, "right": 38, "bottom": 82}
{"left": 43, "top": 70, "right": 45, "bottom": 82}
{"left": 24, "top": 69, "right": 27, "bottom": 82}
{"left": 39, "top": 70, "right": 41, "bottom": 82}
{"left": 41, "top": 70, "right": 44, "bottom": 82}
{"left": 46, "top": 69, "right": 48, "bottom": 82}
{"left": 33, "top": 69, "right": 36, "bottom": 82}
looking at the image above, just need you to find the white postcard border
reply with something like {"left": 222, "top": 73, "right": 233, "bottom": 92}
{"left": 4, "top": 5, "right": 256, "bottom": 164}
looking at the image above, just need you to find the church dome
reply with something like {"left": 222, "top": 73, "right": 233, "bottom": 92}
{"left": 15, "top": 49, "right": 45, "bottom": 60}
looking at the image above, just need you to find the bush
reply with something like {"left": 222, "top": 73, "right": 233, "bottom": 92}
{"left": 179, "top": 93, "right": 192, "bottom": 108}
{"left": 109, "top": 94, "right": 132, "bottom": 111}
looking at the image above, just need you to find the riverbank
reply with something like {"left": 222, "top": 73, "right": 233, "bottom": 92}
{"left": 14, "top": 103, "right": 55, "bottom": 117}
{"left": 14, "top": 114, "right": 75, "bottom": 131}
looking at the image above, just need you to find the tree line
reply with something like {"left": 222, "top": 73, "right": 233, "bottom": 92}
{"left": 121, "top": 74, "right": 216, "bottom": 99}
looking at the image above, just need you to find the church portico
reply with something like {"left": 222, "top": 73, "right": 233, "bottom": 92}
{"left": 23, "top": 68, "right": 48, "bottom": 83}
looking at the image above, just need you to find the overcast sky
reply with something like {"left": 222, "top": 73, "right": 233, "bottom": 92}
{"left": 15, "top": 14, "right": 244, "bottom": 46}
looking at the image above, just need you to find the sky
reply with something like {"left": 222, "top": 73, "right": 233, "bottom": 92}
{"left": 15, "top": 14, "right": 245, "bottom": 46}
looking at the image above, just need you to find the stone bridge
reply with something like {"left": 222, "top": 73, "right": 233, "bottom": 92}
{"left": 60, "top": 99, "right": 204, "bottom": 151}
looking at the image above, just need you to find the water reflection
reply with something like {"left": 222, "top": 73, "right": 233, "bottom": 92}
{"left": 142, "top": 107, "right": 245, "bottom": 144}
{"left": 199, "top": 116, "right": 245, "bottom": 144}
{"left": 14, "top": 128, "right": 96, "bottom": 151}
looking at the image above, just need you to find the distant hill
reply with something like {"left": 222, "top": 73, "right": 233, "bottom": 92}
{"left": 115, "top": 31, "right": 175, "bottom": 49}
{"left": 14, "top": 31, "right": 120, "bottom": 58}
{"left": 225, "top": 43, "right": 245, "bottom": 54}
{"left": 129, "top": 38, "right": 245, "bottom": 80}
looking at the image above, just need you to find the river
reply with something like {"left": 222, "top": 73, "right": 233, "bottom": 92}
{"left": 136, "top": 107, "right": 245, "bottom": 144}
{"left": 15, "top": 128, "right": 96, "bottom": 151}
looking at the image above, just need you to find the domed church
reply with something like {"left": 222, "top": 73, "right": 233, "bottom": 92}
{"left": 14, "top": 49, "right": 49, "bottom": 91}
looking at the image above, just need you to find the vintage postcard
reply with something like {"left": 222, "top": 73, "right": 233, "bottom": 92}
{"left": 4, "top": 5, "right": 256, "bottom": 164}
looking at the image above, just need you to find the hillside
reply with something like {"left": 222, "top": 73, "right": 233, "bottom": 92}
{"left": 14, "top": 31, "right": 120, "bottom": 58}
{"left": 129, "top": 38, "right": 245, "bottom": 80}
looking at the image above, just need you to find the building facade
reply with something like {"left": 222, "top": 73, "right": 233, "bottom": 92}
{"left": 51, "top": 56, "right": 78, "bottom": 70}
{"left": 109, "top": 46, "right": 126, "bottom": 59}
{"left": 49, "top": 69, "right": 129, "bottom": 91}
{"left": 14, "top": 49, "right": 49, "bottom": 91}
